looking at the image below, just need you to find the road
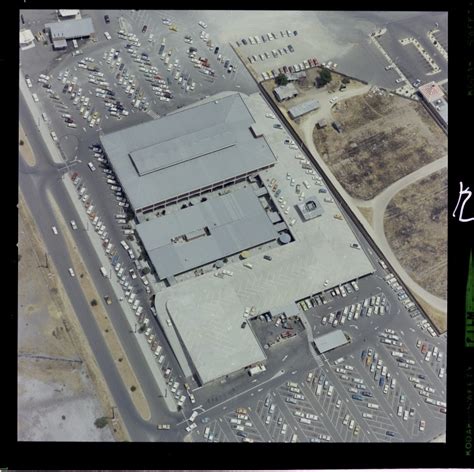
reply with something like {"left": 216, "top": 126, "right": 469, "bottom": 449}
{"left": 19, "top": 90, "right": 184, "bottom": 442}
{"left": 19, "top": 9, "right": 447, "bottom": 443}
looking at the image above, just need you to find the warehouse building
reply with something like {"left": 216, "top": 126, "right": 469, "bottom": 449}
{"left": 45, "top": 17, "right": 94, "bottom": 49}
{"left": 165, "top": 287, "right": 267, "bottom": 385}
{"left": 313, "top": 330, "right": 349, "bottom": 354}
{"left": 100, "top": 93, "right": 278, "bottom": 216}
{"left": 134, "top": 91, "right": 375, "bottom": 387}
{"left": 273, "top": 83, "right": 299, "bottom": 101}
{"left": 288, "top": 99, "right": 320, "bottom": 119}
{"left": 135, "top": 186, "right": 280, "bottom": 283}
{"left": 58, "top": 9, "right": 81, "bottom": 19}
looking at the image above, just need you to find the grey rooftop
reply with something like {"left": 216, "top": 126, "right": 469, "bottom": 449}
{"left": 45, "top": 17, "right": 94, "bottom": 39}
{"left": 166, "top": 288, "right": 266, "bottom": 384}
{"left": 136, "top": 186, "right": 279, "bottom": 280}
{"left": 100, "top": 93, "right": 277, "bottom": 211}
{"left": 313, "top": 330, "right": 349, "bottom": 353}
{"left": 288, "top": 99, "right": 321, "bottom": 119}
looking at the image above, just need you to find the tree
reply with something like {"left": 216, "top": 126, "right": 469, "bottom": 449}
{"left": 94, "top": 417, "right": 109, "bottom": 429}
{"left": 19, "top": 139, "right": 24, "bottom": 146}
{"left": 130, "top": 385, "right": 137, "bottom": 392}
{"left": 90, "top": 299, "right": 98, "bottom": 307}
{"left": 318, "top": 68, "right": 332, "bottom": 87}
{"left": 142, "top": 266, "right": 150, "bottom": 275}
{"left": 275, "top": 73, "right": 288, "bottom": 86}
{"left": 341, "top": 77, "right": 350, "bottom": 84}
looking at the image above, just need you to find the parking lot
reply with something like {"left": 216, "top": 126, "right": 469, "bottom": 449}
{"left": 21, "top": 10, "right": 447, "bottom": 442}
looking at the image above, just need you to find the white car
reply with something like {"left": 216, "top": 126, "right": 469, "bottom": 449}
{"left": 198, "top": 20, "right": 207, "bottom": 28}
{"left": 32, "top": 93, "right": 39, "bottom": 102}
{"left": 68, "top": 267, "right": 75, "bottom": 277}
{"left": 395, "top": 78, "right": 405, "bottom": 84}
{"left": 87, "top": 162, "right": 96, "bottom": 172}
{"left": 51, "top": 226, "right": 58, "bottom": 235}
{"left": 104, "top": 31, "right": 112, "bottom": 40}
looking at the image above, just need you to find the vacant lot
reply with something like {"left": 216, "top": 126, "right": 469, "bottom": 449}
{"left": 18, "top": 195, "right": 117, "bottom": 441}
{"left": 312, "top": 90, "right": 447, "bottom": 200}
{"left": 384, "top": 168, "right": 447, "bottom": 301}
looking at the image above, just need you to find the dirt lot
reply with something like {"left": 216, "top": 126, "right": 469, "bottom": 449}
{"left": 18, "top": 194, "right": 118, "bottom": 441}
{"left": 312, "top": 90, "right": 447, "bottom": 200}
{"left": 384, "top": 169, "right": 447, "bottom": 303}
{"left": 260, "top": 68, "right": 362, "bottom": 120}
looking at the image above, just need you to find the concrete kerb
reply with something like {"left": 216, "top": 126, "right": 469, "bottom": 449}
{"left": 62, "top": 176, "right": 178, "bottom": 413}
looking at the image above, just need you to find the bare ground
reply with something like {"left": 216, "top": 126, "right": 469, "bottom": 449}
{"left": 384, "top": 169, "right": 447, "bottom": 302}
{"left": 357, "top": 206, "right": 374, "bottom": 227}
{"left": 18, "top": 194, "right": 119, "bottom": 441}
{"left": 312, "top": 91, "right": 447, "bottom": 200}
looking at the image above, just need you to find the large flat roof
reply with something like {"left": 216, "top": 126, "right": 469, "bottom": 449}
{"left": 100, "top": 93, "right": 277, "bottom": 211}
{"left": 136, "top": 186, "right": 278, "bottom": 280}
{"left": 154, "top": 92, "right": 375, "bottom": 384}
{"left": 45, "top": 17, "right": 94, "bottom": 39}
{"left": 166, "top": 287, "right": 266, "bottom": 384}
{"left": 313, "top": 330, "right": 349, "bottom": 353}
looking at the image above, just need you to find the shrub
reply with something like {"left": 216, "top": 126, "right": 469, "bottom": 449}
{"left": 94, "top": 417, "right": 108, "bottom": 428}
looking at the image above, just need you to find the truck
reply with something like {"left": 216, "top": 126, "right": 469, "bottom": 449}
{"left": 248, "top": 364, "right": 266, "bottom": 376}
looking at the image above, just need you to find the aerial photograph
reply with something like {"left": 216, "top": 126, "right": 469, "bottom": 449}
{"left": 18, "top": 9, "right": 447, "bottom": 443}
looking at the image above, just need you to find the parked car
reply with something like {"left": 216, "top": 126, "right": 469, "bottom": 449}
{"left": 104, "top": 14, "right": 110, "bottom": 23}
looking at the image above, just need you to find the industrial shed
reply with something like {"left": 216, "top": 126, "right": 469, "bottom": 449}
{"left": 288, "top": 99, "right": 320, "bottom": 119}
{"left": 313, "top": 330, "right": 349, "bottom": 353}
{"left": 135, "top": 187, "right": 279, "bottom": 281}
{"left": 100, "top": 93, "right": 277, "bottom": 215}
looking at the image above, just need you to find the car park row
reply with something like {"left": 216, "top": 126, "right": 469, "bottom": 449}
{"left": 69, "top": 144, "right": 192, "bottom": 414}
